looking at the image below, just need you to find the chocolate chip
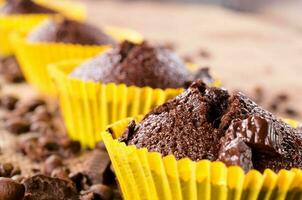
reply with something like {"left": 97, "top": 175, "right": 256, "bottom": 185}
{"left": 39, "top": 137, "right": 60, "bottom": 152}
{"left": 276, "top": 93, "right": 289, "bottom": 102}
{"left": 0, "top": 56, "right": 24, "bottom": 83}
{"left": 4, "top": 117, "right": 30, "bottom": 134}
{"left": 16, "top": 98, "right": 46, "bottom": 112}
{"left": 10, "top": 166, "right": 21, "bottom": 177}
{"left": 23, "top": 175, "right": 78, "bottom": 200}
{"left": 83, "top": 150, "right": 112, "bottom": 185}
{"left": 51, "top": 167, "right": 70, "bottom": 180}
{"left": 29, "top": 105, "right": 51, "bottom": 123}
{"left": 69, "top": 172, "right": 91, "bottom": 192}
{"left": 182, "top": 54, "right": 193, "bottom": 63}
{"left": 199, "top": 48, "right": 211, "bottom": 58}
{"left": 285, "top": 107, "right": 298, "bottom": 117}
{"left": 0, "top": 177, "right": 25, "bottom": 200}
{"left": 11, "top": 175, "right": 25, "bottom": 183}
{"left": 60, "top": 138, "right": 81, "bottom": 156}
{"left": 89, "top": 184, "right": 113, "bottom": 200}
{"left": 43, "top": 155, "right": 63, "bottom": 175}
{"left": 30, "top": 121, "right": 52, "bottom": 134}
{"left": 252, "top": 86, "right": 264, "bottom": 104}
{"left": 0, "top": 163, "right": 14, "bottom": 177}
{"left": 0, "top": 95, "right": 18, "bottom": 110}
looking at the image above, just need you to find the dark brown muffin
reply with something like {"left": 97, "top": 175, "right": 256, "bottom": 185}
{"left": 70, "top": 41, "right": 191, "bottom": 89}
{"left": 0, "top": 0, "right": 56, "bottom": 15}
{"left": 119, "top": 80, "right": 302, "bottom": 172}
{"left": 27, "top": 18, "right": 116, "bottom": 46}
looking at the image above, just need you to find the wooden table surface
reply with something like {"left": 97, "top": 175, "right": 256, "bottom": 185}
{"left": 84, "top": 0, "right": 302, "bottom": 120}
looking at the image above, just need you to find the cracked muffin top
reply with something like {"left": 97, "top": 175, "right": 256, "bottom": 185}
{"left": 70, "top": 41, "right": 192, "bottom": 89}
{"left": 0, "top": 0, "right": 56, "bottom": 15}
{"left": 118, "top": 80, "right": 302, "bottom": 172}
{"left": 27, "top": 18, "right": 116, "bottom": 46}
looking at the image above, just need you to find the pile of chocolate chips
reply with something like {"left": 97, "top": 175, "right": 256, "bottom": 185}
{"left": 0, "top": 93, "right": 121, "bottom": 199}
{"left": 0, "top": 56, "right": 25, "bottom": 83}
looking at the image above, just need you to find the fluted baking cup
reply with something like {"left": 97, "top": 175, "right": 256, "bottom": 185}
{"left": 0, "top": 14, "right": 49, "bottom": 55}
{"left": 101, "top": 117, "right": 302, "bottom": 200}
{"left": 34, "top": 0, "right": 86, "bottom": 20}
{"left": 12, "top": 26, "right": 143, "bottom": 95}
{"left": 48, "top": 60, "right": 182, "bottom": 148}
{"left": 0, "top": 0, "right": 86, "bottom": 55}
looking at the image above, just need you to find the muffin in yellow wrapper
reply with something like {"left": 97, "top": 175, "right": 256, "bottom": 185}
{"left": 0, "top": 0, "right": 86, "bottom": 56}
{"left": 12, "top": 26, "right": 143, "bottom": 95}
{"left": 101, "top": 116, "right": 302, "bottom": 200}
{"left": 49, "top": 59, "right": 221, "bottom": 148}
{"left": 48, "top": 60, "right": 183, "bottom": 148}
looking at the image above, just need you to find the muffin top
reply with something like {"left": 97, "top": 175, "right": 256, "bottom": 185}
{"left": 27, "top": 18, "right": 116, "bottom": 46}
{"left": 119, "top": 80, "right": 302, "bottom": 172}
{"left": 0, "top": 0, "right": 56, "bottom": 15}
{"left": 70, "top": 41, "right": 192, "bottom": 89}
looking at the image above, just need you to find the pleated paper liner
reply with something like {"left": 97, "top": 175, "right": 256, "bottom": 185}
{"left": 48, "top": 59, "right": 183, "bottom": 148}
{"left": 101, "top": 117, "right": 302, "bottom": 200}
{"left": 34, "top": 0, "right": 86, "bottom": 20}
{"left": 11, "top": 26, "right": 143, "bottom": 96}
{"left": 0, "top": 1, "right": 86, "bottom": 56}
{"left": 0, "top": 14, "right": 49, "bottom": 56}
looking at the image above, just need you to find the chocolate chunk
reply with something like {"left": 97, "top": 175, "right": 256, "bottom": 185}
{"left": 16, "top": 98, "right": 46, "bottom": 112}
{"left": 0, "top": 0, "right": 56, "bottom": 14}
{"left": 29, "top": 121, "right": 52, "bottom": 134}
{"left": 71, "top": 41, "right": 190, "bottom": 89}
{"left": 218, "top": 138, "right": 253, "bottom": 173}
{"left": 4, "top": 117, "right": 30, "bottom": 134}
{"left": 28, "top": 18, "right": 116, "bottom": 46}
{"left": 222, "top": 116, "right": 283, "bottom": 155}
{"left": 29, "top": 105, "right": 51, "bottom": 123}
{"left": 0, "top": 56, "right": 24, "bottom": 83}
{"left": 23, "top": 175, "right": 78, "bottom": 200}
{"left": 199, "top": 48, "right": 211, "bottom": 58}
{"left": 284, "top": 107, "right": 298, "bottom": 117}
{"left": 11, "top": 175, "right": 25, "bottom": 183}
{"left": 0, "top": 94, "right": 19, "bottom": 110}
{"left": 80, "top": 192, "right": 99, "bottom": 200}
{"left": 19, "top": 136, "right": 44, "bottom": 161}
{"left": 89, "top": 184, "right": 113, "bottom": 200}
{"left": 83, "top": 150, "right": 113, "bottom": 185}
{"left": 0, "top": 178, "right": 25, "bottom": 200}
{"left": 0, "top": 163, "right": 14, "bottom": 177}
{"left": 43, "top": 155, "right": 63, "bottom": 175}
{"left": 69, "top": 172, "right": 91, "bottom": 192}
{"left": 119, "top": 120, "right": 136, "bottom": 144}
{"left": 51, "top": 167, "right": 70, "bottom": 180}
{"left": 60, "top": 138, "right": 81, "bottom": 156}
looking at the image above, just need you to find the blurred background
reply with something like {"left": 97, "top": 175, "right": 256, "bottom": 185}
{"left": 77, "top": 0, "right": 302, "bottom": 120}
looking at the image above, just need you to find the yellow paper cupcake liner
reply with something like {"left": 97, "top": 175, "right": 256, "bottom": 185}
{"left": 0, "top": 14, "right": 49, "bottom": 55}
{"left": 34, "top": 0, "right": 86, "bottom": 20}
{"left": 12, "top": 26, "right": 143, "bottom": 95}
{"left": 48, "top": 60, "right": 183, "bottom": 148}
{"left": 101, "top": 117, "right": 302, "bottom": 200}
{"left": 0, "top": 1, "right": 86, "bottom": 55}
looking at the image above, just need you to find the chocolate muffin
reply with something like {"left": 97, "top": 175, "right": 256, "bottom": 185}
{"left": 27, "top": 18, "right": 116, "bottom": 46}
{"left": 119, "top": 80, "right": 302, "bottom": 172}
{"left": 0, "top": 0, "right": 56, "bottom": 15}
{"left": 70, "top": 41, "right": 192, "bottom": 89}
